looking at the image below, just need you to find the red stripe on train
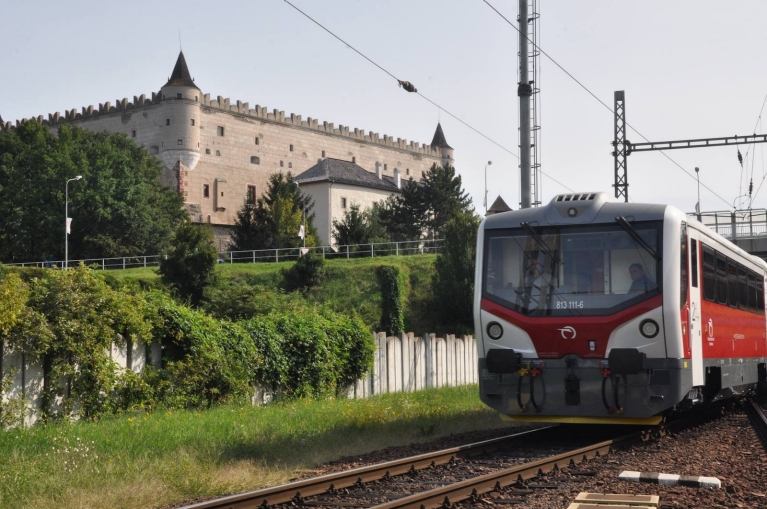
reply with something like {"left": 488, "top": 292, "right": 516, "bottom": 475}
{"left": 480, "top": 296, "right": 663, "bottom": 359}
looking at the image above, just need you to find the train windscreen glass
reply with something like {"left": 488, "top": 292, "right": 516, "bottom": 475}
{"left": 483, "top": 222, "right": 662, "bottom": 316}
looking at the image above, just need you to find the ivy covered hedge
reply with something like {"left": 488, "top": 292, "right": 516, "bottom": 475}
{"left": 0, "top": 266, "right": 375, "bottom": 425}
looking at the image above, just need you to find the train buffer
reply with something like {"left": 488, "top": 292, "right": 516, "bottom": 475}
{"left": 567, "top": 492, "right": 659, "bottom": 509}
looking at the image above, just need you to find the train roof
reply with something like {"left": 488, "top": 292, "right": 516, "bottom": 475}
{"left": 483, "top": 192, "right": 667, "bottom": 228}
{"left": 482, "top": 192, "right": 767, "bottom": 271}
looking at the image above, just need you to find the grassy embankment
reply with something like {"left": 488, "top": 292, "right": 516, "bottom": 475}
{"left": 111, "top": 254, "right": 443, "bottom": 334}
{"left": 0, "top": 386, "right": 508, "bottom": 509}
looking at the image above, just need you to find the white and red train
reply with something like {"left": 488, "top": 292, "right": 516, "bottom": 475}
{"left": 474, "top": 192, "right": 767, "bottom": 424}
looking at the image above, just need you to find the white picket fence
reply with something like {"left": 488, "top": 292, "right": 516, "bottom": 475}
{"left": 2, "top": 332, "right": 477, "bottom": 425}
{"left": 349, "top": 333, "right": 478, "bottom": 399}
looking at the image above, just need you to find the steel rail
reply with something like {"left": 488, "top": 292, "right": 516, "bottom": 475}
{"left": 179, "top": 427, "right": 556, "bottom": 509}
{"left": 368, "top": 434, "right": 630, "bottom": 509}
{"left": 746, "top": 398, "right": 767, "bottom": 449}
{"left": 369, "top": 405, "right": 733, "bottom": 509}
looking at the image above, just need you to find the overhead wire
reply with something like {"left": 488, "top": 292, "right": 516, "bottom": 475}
{"left": 282, "top": 0, "right": 576, "bottom": 194}
{"left": 482, "top": 0, "right": 733, "bottom": 210}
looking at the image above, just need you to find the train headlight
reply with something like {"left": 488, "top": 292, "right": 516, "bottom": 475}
{"left": 487, "top": 322, "right": 503, "bottom": 340}
{"left": 567, "top": 207, "right": 578, "bottom": 217}
{"left": 639, "top": 319, "right": 659, "bottom": 338}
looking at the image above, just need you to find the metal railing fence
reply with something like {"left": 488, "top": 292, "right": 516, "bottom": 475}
{"left": 5, "top": 239, "right": 443, "bottom": 270}
{"left": 689, "top": 209, "right": 767, "bottom": 240}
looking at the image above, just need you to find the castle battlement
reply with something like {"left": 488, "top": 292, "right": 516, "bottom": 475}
{"left": 2, "top": 90, "right": 441, "bottom": 158}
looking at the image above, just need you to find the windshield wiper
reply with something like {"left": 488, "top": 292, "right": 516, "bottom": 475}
{"left": 520, "top": 222, "right": 555, "bottom": 257}
{"left": 615, "top": 216, "right": 661, "bottom": 260}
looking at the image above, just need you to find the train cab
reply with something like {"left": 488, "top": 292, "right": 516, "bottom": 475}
{"left": 474, "top": 192, "right": 767, "bottom": 424}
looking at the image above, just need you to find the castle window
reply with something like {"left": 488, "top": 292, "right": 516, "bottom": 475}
{"left": 131, "top": 130, "right": 136, "bottom": 138}
{"left": 251, "top": 156, "right": 260, "bottom": 165}
{"left": 216, "top": 150, "right": 221, "bottom": 156}
{"left": 190, "top": 119, "right": 195, "bottom": 126}
{"left": 289, "top": 144, "right": 293, "bottom": 152}
{"left": 288, "top": 162, "right": 292, "bottom": 169}
{"left": 217, "top": 126, "right": 225, "bottom": 136}
{"left": 166, "top": 119, "right": 170, "bottom": 126}
{"left": 206, "top": 214, "right": 211, "bottom": 223}
{"left": 255, "top": 137, "right": 259, "bottom": 145}
{"left": 177, "top": 139, "right": 183, "bottom": 146}
{"left": 195, "top": 96, "right": 198, "bottom": 102}
{"left": 203, "top": 185, "right": 210, "bottom": 199}
{"left": 352, "top": 157, "right": 356, "bottom": 163}
{"left": 280, "top": 160, "right": 284, "bottom": 167}
{"left": 247, "top": 185, "right": 256, "bottom": 205}
{"left": 206, "top": 148, "right": 211, "bottom": 155}
{"left": 176, "top": 93, "right": 182, "bottom": 99}
{"left": 384, "top": 164, "right": 388, "bottom": 171}
{"left": 341, "top": 197, "right": 347, "bottom": 209}
{"left": 406, "top": 168, "right": 410, "bottom": 175}
{"left": 322, "top": 150, "right": 326, "bottom": 158}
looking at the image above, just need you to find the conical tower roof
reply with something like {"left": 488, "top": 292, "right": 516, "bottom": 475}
{"left": 164, "top": 51, "right": 199, "bottom": 89}
{"left": 487, "top": 195, "right": 512, "bottom": 215}
{"left": 430, "top": 122, "right": 453, "bottom": 149}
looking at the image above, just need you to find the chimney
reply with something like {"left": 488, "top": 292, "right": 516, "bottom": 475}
{"left": 375, "top": 161, "right": 382, "bottom": 179}
{"left": 393, "top": 167, "right": 401, "bottom": 189}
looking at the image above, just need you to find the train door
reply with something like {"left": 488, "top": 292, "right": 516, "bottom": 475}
{"left": 687, "top": 230, "right": 704, "bottom": 386}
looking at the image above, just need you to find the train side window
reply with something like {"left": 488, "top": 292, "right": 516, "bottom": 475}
{"left": 738, "top": 265, "right": 749, "bottom": 311}
{"left": 748, "top": 272, "right": 758, "bottom": 311}
{"left": 715, "top": 253, "right": 728, "bottom": 305}
{"left": 702, "top": 245, "right": 716, "bottom": 301}
{"left": 758, "top": 277, "right": 765, "bottom": 314}
{"left": 727, "top": 259, "right": 738, "bottom": 307}
{"left": 690, "top": 238, "right": 698, "bottom": 288}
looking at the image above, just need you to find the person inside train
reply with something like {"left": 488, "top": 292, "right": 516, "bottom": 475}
{"left": 628, "top": 263, "right": 654, "bottom": 293}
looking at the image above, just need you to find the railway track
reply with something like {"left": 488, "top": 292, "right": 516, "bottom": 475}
{"left": 180, "top": 426, "right": 559, "bottom": 509}
{"left": 746, "top": 397, "right": 767, "bottom": 449}
{"left": 180, "top": 404, "right": 734, "bottom": 509}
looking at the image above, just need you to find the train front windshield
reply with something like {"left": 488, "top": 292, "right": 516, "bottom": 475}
{"left": 483, "top": 221, "right": 662, "bottom": 316}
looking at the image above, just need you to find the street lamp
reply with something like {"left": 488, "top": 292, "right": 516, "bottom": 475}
{"left": 695, "top": 167, "right": 701, "bottom": 221}
{"left": 65, "top": 176, "right": 82, "bottom": 269}
{"left": 484, "top": 161, "right": 492, "bottom": 214}
{"left": 294, "top": 181, "right": 306, "bottom": 249}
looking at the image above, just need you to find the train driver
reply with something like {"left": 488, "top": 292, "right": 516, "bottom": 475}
{"left": 628, "top": 263, "right": 654, "bottom": 293}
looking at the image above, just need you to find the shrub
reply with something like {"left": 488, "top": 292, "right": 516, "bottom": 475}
{"left": 148, "top": 296, "right": 259, "bottom": 408}
{"left": 241, "top": 311, "right": 374, "bottom": 399}
{"left": 377, "top": 265, "right": 404, "bottom": 335}
{"left": 281, "top": 250, "right": 326, "bottom": 293}
{"left": 159, "top": 222, "right": 218, "bottom": 306}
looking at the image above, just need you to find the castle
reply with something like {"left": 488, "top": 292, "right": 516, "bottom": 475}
{"left": 1, "top": 52, "right": 455, "bottom": 246}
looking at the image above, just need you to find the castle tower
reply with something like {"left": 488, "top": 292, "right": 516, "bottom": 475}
{"left": 158, "top": 51, "right": 201, "bottom": 172}
{"left": 430, "top": 123, "right": 454, "bottom": 167}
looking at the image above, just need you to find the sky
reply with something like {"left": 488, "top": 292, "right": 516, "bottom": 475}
{"left": 2, "top": 0, "right": 767, "bottom": 215}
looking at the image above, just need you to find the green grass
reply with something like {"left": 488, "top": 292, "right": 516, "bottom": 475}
{"left": 108, "top": 254, "right": 440, "bottom": 333}
{"left": 0, "top": 386, "right": 507, "bottom": 509}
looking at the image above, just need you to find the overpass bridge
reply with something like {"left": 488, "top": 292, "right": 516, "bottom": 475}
{"left": 693, "top": 210, "right": 767, "bottom": 260}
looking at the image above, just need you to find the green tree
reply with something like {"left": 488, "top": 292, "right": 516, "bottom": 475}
{"left": 230, "top": 172, "right": 318, "bottom": 250}
{"left": 0, "top": 121, "right": 187, "bottom": 263}
{"left": 432, "top": 211, "right": 481, "bottom": 333}
{"left": 378, "top": 179, "right": 427, "bottom": 241}
{"left": 333, "top": 203, "right": 369, "bottom": 246}
{"left": 159, "top": 222, "right": 218, "bottom": 306}
{"left": 421, "top": 163, "right": 472, "bottom": 238}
